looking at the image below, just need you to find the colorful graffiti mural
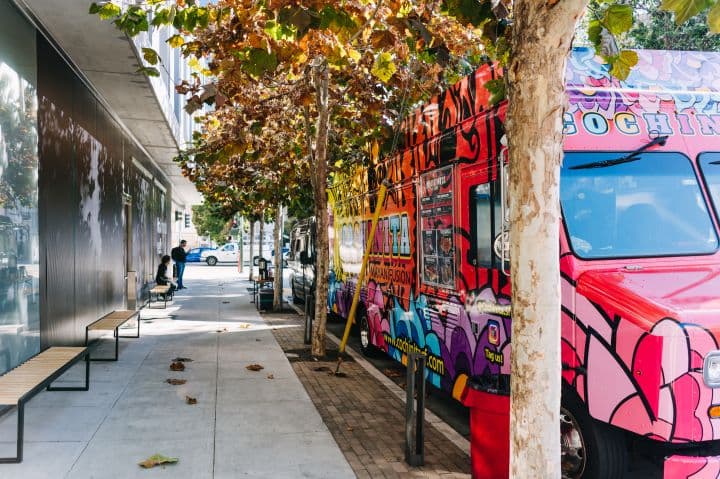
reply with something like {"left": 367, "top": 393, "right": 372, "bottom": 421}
{"left": 329, "top": 48, "right": 720, "bottom": 477}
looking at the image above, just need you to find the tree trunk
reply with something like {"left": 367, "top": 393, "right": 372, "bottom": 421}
{"left": 248, "top": 221, "right": 255, "bottom": 281}
{"left": 311, "top": 58, "right": 330, "bottom": 358}
{"left": 237, "top": 216, "right": 244, "bottom": 273}
{"left": 506, "top": 2, "right": 587, "bottom": 477}
{"left": 273, "top": 203, "right": 283, "bottom": 311}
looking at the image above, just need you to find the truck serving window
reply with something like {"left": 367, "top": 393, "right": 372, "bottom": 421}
{"left": 561, "top": 152, "right": 717, "bottom": 259}
{"left": 471, "top": 183, "right": 501, "bottom": 268}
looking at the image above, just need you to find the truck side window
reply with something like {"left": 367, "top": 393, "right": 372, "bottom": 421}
{"left": 470, "top": 181, "right": 503, "bottom": 269}
{"left": 473, "top": 184, "right": 493, "bottom": 267}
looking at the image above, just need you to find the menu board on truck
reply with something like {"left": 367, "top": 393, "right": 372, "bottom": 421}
{"left": 420, "top": 166, "right": 455, "bottom": 289}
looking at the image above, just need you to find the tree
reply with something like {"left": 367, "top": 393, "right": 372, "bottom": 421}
{"left": 92, "top": 0, "right": 485, "bottom": 355}
{"left": 191, "top": 201, "right": 233, "bottom": 245}
{"left": 624, "top": 0, "right": 720, "bottom": 50}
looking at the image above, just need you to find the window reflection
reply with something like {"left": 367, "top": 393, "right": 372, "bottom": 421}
{"left": 0, "top": 4, "right": 39, "bottom": 374}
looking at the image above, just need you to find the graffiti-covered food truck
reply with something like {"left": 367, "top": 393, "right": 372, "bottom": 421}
{"left": 328, "top": 48, "right": 720, "bottom": 478}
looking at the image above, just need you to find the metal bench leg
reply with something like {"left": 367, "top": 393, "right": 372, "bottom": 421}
{"left": 0, "top": 401, "right": 24, "bottom": 463}
{"left": 48, "top": 354, "right": 92, "bottom": 388}
{"left": 118, "top": 315, "right": 140, "bottom": 339}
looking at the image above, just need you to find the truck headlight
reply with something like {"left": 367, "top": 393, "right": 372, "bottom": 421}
{"left": 704, "top": 351, "right": 720, "bottom": 387}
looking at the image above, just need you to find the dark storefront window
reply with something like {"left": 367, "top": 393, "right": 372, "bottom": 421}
{"left": 0, "top": 2, "right": 39, "bottom": 374}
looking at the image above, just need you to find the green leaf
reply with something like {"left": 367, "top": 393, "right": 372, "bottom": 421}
{"left": 709, "top": 3, "right": 720, "bottom": 32}
{"left": 441, "top": 0, "right": 493, "bottom": 27}
{"left": 142, "top": 48, "right": 159, "bottom": 65}
{"left": 371, "top": 52, "right": 397, "bottom": 83}
{"left": 587, "top": 19, "right": 602, "bottom": 45}
{"left": 136, "top": 66, "right": 160, "bottom": 77}
{"left": 98, "top": 3, "right": 121, "bottom": 20}
{"left": 152, "top": 8, "right": 170, "bottom": 26}
{"left": 604, "top": 4, "right": 634, "bottom": 35}
{"left": 484, "top": 79, "right": 506, "bottom": 106}
{"left": 660, "top": 0, "right": 712, "bottom": 25}
{"left": 610, "top": 50, "right": 639, "bottom": 80}
{"left": 242, "top": 49, "right": 279, "bottom": 77}
{"left": 168, "top": 34, "right": 185, "bottom": 48}
{"left": 89, "top": 3, "right": 101, "bottom": 14}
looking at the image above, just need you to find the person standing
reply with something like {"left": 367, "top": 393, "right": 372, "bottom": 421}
{"left": 171, "top": 240, "right": 188, "bottom": 290}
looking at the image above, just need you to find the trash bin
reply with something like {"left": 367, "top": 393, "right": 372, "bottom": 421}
{"left": 461, "top": 380, "right": 510, "bottom": 479}
{"left": 258, "top": 287, "right": 274, "bottom": 311}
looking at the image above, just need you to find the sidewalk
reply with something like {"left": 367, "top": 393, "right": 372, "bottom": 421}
{"left": 269, "top": 313, "right": 471, "bottom": 479}
{"left": 0, "top": 265, "right": 354, "bottom": 479}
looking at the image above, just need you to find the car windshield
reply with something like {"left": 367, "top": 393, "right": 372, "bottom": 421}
{"left": 561, "top": 152, "right": 718, "bottom": 259}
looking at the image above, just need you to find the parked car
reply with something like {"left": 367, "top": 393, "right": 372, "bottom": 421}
{"left": 185, "top": 247, "right": 215, "bottom": 263}
{"left": 201, "top": 243, "right": 238, "bottom": 266}
{"left": 288, "top": 218, "right": 315, "bottom": 304}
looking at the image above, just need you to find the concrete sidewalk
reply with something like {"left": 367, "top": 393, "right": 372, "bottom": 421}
{"left": 0, "top": 265, "right": 354, "bottom": 479}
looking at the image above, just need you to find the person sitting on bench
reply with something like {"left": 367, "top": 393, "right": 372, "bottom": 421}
{"left": 155, "top": 255, "right": 177, "bottom": 293}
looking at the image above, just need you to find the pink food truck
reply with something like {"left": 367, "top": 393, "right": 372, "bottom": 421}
{"left": 326, "top": 47, "right": 720, "bottom": 478}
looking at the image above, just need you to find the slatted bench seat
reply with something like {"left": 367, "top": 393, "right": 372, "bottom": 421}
{"left": 85, "top": 310, "right": 140, "bottom": 361}
{"left": 149, "top": 284, "right": 172, "bottom": 308}
{"left": 0, "top": 346, "right": 89, "bottom": 463}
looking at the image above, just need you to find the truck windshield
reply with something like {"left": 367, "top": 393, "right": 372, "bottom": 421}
{"left": 698, "top": 153, "right": 720, "bottom": 223}
{"left": 561, "top": 152, "right": 717, "bottom": 259}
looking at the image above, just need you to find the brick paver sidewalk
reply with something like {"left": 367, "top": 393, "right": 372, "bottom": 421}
{"left": 268, "top": 311, "right": 471, "bottom": 479}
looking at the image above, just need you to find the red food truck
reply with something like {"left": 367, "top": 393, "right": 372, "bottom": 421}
{"left": 327, "top": 48, "right": 720, "bottom": 478}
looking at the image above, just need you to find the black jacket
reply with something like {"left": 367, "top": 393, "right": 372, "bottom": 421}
{"left": 156, "top": 263, "right": 170, "bottom": 285}
{"left": 171, "top": 246, "right": 187, "bottom": 262}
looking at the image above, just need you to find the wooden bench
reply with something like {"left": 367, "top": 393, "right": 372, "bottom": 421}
{"left": 85, "top": 310, "right": 140, "bottom": 361}
{"left": 149, "top": 284, "right": 172, "bottom": 308}
{"left": 0, "top": 347, "right": 89, "bottom": 463}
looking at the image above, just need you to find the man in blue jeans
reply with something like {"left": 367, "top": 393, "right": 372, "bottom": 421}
{"left": 171, "top": 240, "right": 188, "bottom": 290}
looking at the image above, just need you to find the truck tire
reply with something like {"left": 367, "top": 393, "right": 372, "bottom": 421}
{"left": 206, "top": 256, "right": 218, "bottom": 266}
{"left": 561, "top": 388, "right": 628, "bottom": 479}
{"left": 358, "top": 311, "right": 376, "bottom": 357}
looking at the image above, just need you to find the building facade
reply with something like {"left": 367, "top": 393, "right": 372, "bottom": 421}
{"left": 0, "top": 0, "right": 200, "bottom": 374}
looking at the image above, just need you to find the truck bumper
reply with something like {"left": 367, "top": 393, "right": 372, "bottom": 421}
{"left": 665, "top": 455, "right": 720, "bottom": 478}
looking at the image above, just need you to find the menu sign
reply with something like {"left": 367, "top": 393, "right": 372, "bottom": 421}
{"left": 420, "top": 166, "right": 455, "bottom": 289}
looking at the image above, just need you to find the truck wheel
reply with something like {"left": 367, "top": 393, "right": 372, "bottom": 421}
{"left": 561, "top": 389, "right": 628, "bottom": 479}
{"left": 206, "top": 256, "right": 217, "bottom": 266}
{"left": 358, "top": 312, "right": 376, "bottom": 357}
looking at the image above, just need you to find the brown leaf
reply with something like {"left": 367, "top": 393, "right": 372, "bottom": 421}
{"left": 216, "top": 327, "right": 228, "bottom": 333}
{"left": 266, "top": 373, "right": 274, "bottom": 379}
{"left": 172, "top": 357, "right": 193, "bottom": 362}
{"left": 170, "top": 361, "right": 185, "bottom": 371}
{"left": 238, "top": 323, "right": 252, "bottom": 329}
{"left": 166, "top": 378, "right": 187, "bottom": 385}
{"left": 313, "top": 366, "right": 332, "bottom": 373}
{"left": 246, "top": 363, "right": 264, "bottom": 371}
{"left": 138, "top": 454, "right": 178, "bottom": 469}
{"left": 185, "top": 395, "right": 198, "bottom": 405}
{"left": 383, "top": 369, "right": 403, "bottom": 378}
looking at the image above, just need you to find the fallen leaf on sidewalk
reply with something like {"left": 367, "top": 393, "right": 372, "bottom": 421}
{"left": 170, "top": 361, "right": 185, "bottom": 371}
{"left": 383, "top": 369, "right": 403, "bottom": 378}
{"left": 313, "top": 366, "right": 332, "bottom": 373}
{"left": 238, "top": 323, "right": 251, "bottom": 329}
{"left": 172, "top": 357, "right": 193, "bottom": 362}
{"left": 266, "top": 374, "right": 274, "bottom": 379}
{"left": 246, "top": 363, "right": 264, "bottom": 371}
{"left": 185, "top": 396, "right": 197, "bottom": 405}
{"left": 222, "top": 301, "right": 230, "bottom": 304}
{"left": 166, "top": 379, "right": 186, "bottom": 385}
{"left": 216, "top": 328, "right": 228, "bottom": 333}
{"left": 138, "top": 454, "right": 178, "bottom": 469}
{"left": 347, "top": 427, "right": 354, "bottom": 432}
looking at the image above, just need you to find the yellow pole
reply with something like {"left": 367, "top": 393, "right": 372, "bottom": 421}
{"left": 339, "top": 179, "right": 390, "bottom": 354}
